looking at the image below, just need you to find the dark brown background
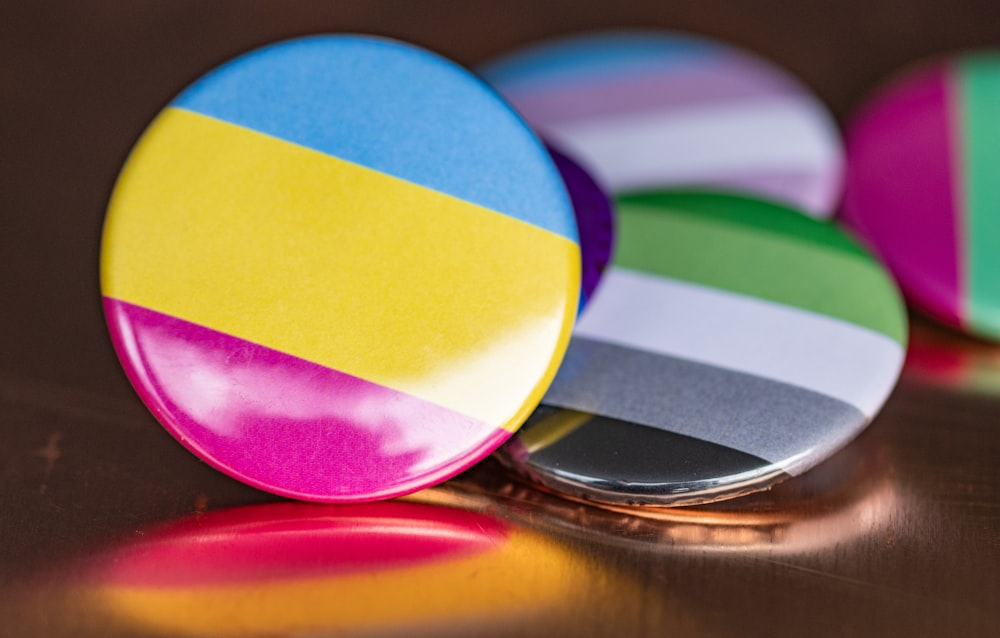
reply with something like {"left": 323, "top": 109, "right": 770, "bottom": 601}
{"left": 6, "top": 0, "right": 1000, "bottom": 401}
{"left": 2, "top": 2, "right": 1000, "bottom": 637}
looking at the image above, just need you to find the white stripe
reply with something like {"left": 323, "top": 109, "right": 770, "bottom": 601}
{"left": 538, "top": 97, "right": 842, "bottom": 211}
{"left": 576, "top": 268, "right": 904, "bottom": 417}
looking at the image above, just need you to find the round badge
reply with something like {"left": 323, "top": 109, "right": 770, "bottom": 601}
{"left": 497, "top": 191, "right": 907, "bottom": 506}
{"left": 843, "top": 53, "right": 1000, "bottom": 341}
{"left": 548, "top": 144, "right": 615, "bottom": 308}
{"left": 479, "top": 31, "right": 844, "bottom": 217}
{"left": 101, "top": 35, "right": 581, "bottom": 502}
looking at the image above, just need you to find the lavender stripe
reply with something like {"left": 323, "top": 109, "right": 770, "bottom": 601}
{"left": 669, "top": 168, "right": 839, "bottom": 214}
{"left": 499, "top": 56, "right": 803, "bottom": 127}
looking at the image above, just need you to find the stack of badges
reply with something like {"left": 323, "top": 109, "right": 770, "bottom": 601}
{"left": 102, "top": 30, "right": 921, "bottom": 508}
{"left": 100, "top": 36, "right": 581, "bottom": 502}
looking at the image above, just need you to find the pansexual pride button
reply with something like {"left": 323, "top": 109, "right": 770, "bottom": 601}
{"left": 100, "top": 36, "right": 581, "bottom": 502}
{"left": 843, "top": 53, "right": 1000, "bottom": 341}
{"left": 499, "top": 192, "right": 907, "bottom": 506}
{"left": 480, "top": 31, "right": 843, "bottom": 217}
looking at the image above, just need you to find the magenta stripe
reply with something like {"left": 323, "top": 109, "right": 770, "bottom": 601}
{"left": 104, "top": 297, "right": 509, "bottom": 502}
{"left": 501, "top": 56, "right": 802, "bottom": 127}
{"left": 842, "top": 63, "right": 962, "bottom": 325}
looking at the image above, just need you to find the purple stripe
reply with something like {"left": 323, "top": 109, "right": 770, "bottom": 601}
{"left": 501, "top": 56, "right": 802, "bottom": 127}
{"left": 548, "top": 144, "right": 614, "bottom": 305}
{"left": 104, "top": 297, "right": 508, "bottom": 502}
{"left": 841, "top": 63, "right": 962, "bottom": 325}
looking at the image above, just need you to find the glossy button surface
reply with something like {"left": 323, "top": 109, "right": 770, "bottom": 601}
{"left": 498, "top": 191, "right": 907, "bottom": 506}
{"left": 843, "top": 53, "right": 1000, "bottom": 341}
{"left": 100, "top": 35, "right": 581, "bottom": 502}
{"left": 480, "top": 31, "right": 844, "bottom": 217}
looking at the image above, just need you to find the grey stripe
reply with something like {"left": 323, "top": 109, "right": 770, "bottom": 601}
{"left": 542, "top": 337, "right": 867, "bottom": 472}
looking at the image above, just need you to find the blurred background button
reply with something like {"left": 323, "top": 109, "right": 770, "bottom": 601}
{"left": 480, "top": 30, "right": 844, "bottom": 217}
{"left": 843, "top": 52, "right": 1000, "bottom": 342}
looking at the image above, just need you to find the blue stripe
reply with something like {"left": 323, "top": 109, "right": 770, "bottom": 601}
{"left": 479, "top": 31, "right": 715, "bottom": 93}
{"left": 172, "top": 35, "right": 577, "bottom": 242}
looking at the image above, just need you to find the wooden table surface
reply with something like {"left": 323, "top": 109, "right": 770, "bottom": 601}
{"left": 2, "top": 2, "right": 999, "bottom": 636}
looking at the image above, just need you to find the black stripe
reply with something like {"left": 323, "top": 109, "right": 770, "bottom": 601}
{"left": 500, "top": 406, "right": 783, "bottom": 505}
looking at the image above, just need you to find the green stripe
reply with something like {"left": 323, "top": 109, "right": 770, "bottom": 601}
{"left": 618, "top": 191, "right": 870, "bottom": 259}
{"left": 959, "top": 55, "right": 1000, "bottom": 339}
{"left": 613, "top": 196, "right": 906, "bottom": 343}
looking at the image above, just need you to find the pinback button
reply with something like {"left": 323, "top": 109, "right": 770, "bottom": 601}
{"left": 497, "top": 191, "right": 907, "bottom": 506}
{"left": 100, "top": 35, "right": 581, "bottom": 502}
{"left": 479, "top": 31, "right": 844, "bottom": 218}
{"left": 843, "top": 53, "right": 1000, "bottom": 341}
{"left": 547, "top": 143, "right": 615, "bottom": 309}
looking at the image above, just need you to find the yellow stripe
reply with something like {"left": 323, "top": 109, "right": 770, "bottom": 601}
{"left": 518, "top": 409, "right": 593, "bottom": 453}
{"left": 102, "top": 109, "right": 579, "bottom": 429}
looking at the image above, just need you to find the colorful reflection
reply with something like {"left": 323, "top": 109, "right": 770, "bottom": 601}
{"left": 424, "top": 441, "right": 897, "bottom": 555}
{"left": 87, "top": 501, "right": 595, "bottom": 636}
{"left": 904, "top": 313, "right": 1000, "bottom": 394}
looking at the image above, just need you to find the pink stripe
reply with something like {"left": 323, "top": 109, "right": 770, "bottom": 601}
{"left": 842, "top": 63, "right": 962, "bottom": 325}
{"left": 101, "top": 502, "right": 509, "bottom": 587}
{"left": 104, "top": 298, "right": 509, "bottom": 502}
{"left": 502, "top": 57, "right": 802, "bottom": 127}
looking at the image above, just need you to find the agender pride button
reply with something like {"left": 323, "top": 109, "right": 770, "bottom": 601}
{"left": 498, "top": 191, "right": 907, "bottom": 506}
{"left": 100, "top": 36, "right": 581, "bottom": 502}
{"left": 480, "top": 31, "right": 843, "bottom": 217}
{"left": 843, "top": 53, "right": 1000, "bottom": 341}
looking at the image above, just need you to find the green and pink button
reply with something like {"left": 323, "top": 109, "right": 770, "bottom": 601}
{"left": 843, "top": 53, "right": 1000, "bottom": 340}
